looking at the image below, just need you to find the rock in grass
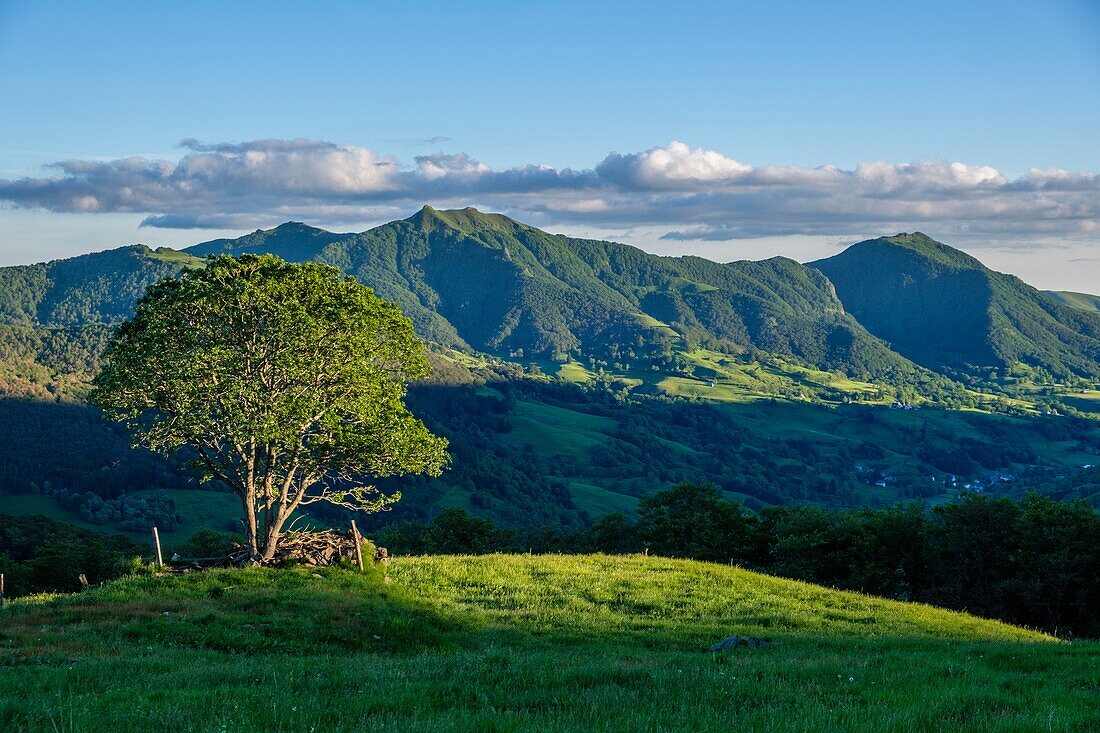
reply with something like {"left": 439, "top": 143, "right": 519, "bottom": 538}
{"left": 709, "top": 635, "right": 770, "bottom": 651}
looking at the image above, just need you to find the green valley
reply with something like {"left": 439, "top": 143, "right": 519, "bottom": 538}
{"left": 0, "top": 210, "right": 1098, "bottom": 531}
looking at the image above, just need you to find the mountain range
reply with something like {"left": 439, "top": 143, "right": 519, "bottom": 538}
{"left": 178, "top": 207, "right": 914, "bottom": 383}
{"left": 2, "top": 207, "right": 1099, "bottom": 396}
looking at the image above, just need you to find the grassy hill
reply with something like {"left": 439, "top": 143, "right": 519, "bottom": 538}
{"left": 811, "top": 233, "right": 1100, "bottom": 383}
{"left": 1, "top": 556, "right": 1095, "bottom": 732}
{"left": 1046, "top": 290, "right": 1100, "bottom": 313}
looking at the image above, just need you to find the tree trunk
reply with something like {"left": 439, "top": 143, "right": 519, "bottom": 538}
{"left": 243, "top": 471, "right": 309, "bottom": 565}
{"left": 243, "top": 496, "right": 261, "bottom": 565}
{"left": 255, "top": 502, "right": 293, "bottom": 564}
{"left": 260, "top": 526, "right": 281, "bottom": 564}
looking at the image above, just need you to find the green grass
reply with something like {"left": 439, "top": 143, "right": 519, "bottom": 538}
{"left": 390, "top": 555, "right": 1049, "bottom": 642}
{"left": 503, "top": 399, "right": 618, "bottom": 459}
{"left": 434, "top": 347, "right": 492, "bottom": 370}
{"left": 680, "top": 349, "right": 883, "bottom": 400}
{"left": 561, "top": 348, "right": 888, "bottom": 406}
{"left": 143, "top": 246, "right": 206, "bottom": 268}
{"left": 566, "top": 480, "right": 640, "bottom": 516}
{"left": 553, "top": 359, "right": 597, "bottom": 383}
{"left": 1, "top": 554, "right": 1096, "bottom": 732}
{"left": 655, "top": 374, "right": 752, "bottom": 402}
{"left": 1063, "top": 390, "right": 1100, "bottom": 416}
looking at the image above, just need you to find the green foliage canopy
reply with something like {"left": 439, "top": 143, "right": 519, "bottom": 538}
{"left": 89, "top": 254, "right": 449, "bottom": 562}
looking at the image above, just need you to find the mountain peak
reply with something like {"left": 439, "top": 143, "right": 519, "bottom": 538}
{"left": 186, "top": 221, "right": 346, "bottom": 258}
{"left": 405, "top": 205, "right": 526, "bottom": 235}
{"left": 842, "top": 232, "right": 984, "bottom": 271}
{"left": 405, "top": 204, "right": 443, "bottom": 227}
{"left": 884, "top": 231, "right": 935, "bottom": 245}
{"left": 811, "top": 231, "right": 1100, "bottom": 380}
{"left": 271, "top": 221, "right": 321, "bottom": 233}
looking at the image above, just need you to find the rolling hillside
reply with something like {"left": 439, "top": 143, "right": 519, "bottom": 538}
{"left": 1046, "top": 290, "right": 1100, "bottom": 313}
{"left": 0, "top": 244, "right": 203, "bottom": 327}
{"left": 2, "top": 557, "right": 1095, "bottom": 732}
{"left": 811, "top": 233, "right": 1100, "bottom": 382}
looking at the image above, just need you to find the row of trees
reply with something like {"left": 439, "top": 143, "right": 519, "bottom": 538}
{"left": 42, "top": 487, "right": 184, "bottom": 532}
{"left": 0, "top": 514, "right": 143, "bottom": 597}
{"left": 375, "top": 485, "right": 1100, "bottom": 638}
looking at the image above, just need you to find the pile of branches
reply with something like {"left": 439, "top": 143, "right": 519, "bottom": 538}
{"left": 170, "top": 529, "right": 385, "bottom": 570}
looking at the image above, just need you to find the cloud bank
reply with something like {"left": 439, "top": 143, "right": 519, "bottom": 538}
{"left": 1, "top": 138, "right": 1098, "bottom": 245}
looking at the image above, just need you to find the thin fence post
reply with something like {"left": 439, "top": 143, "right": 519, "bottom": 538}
{"left": 350, "top": 520, "right": 365, "bottom": 572}
{"left": 0, "top": 573, "right": 5, "bottom": 608}
{"left": 153, "top": 526, "right": 164, "bottom": 568}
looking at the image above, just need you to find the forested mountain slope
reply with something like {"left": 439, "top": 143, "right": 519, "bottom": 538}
{"left": 0, "top": 245, "right": 203, "bottom": 327}
{"left": 184, "top": 206, "right": 918, "bottom": 381}
{"left": 811, "top": 233, "right": 1100, "bottom": 382}
{"left": 6, "top": 215, "right": 1097, "bottom": 392}
{"left": 0, "top": 246, "right": 204, "bottom": 396}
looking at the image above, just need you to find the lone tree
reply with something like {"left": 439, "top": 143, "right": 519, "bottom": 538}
{"left": 90, "top": 254, "right": 449, "bottom": 564}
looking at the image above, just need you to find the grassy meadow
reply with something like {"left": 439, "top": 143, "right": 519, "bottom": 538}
{"left": 1, "top": 554, "right": 1096, "bottom": 732}
{"left": 1063, "top": 390, "right": 1100, "bottom": 417}
{"left": 542, "top": 348, "right": 886, "bottom": 404}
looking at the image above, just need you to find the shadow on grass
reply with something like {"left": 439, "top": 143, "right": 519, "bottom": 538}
{"left": 0, "top": 565, "right": 493, "bottom": 658}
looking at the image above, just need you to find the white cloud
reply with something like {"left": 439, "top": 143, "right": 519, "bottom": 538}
{"left": 852, "top": 161, "right": 1005, "bottom": 191}
{"left": 0, "top": 139, "right": 1098, "bottom": 247}
{"left": 414, "top": 152, "right": 491, "bottom": 181}
{"left": 1023, "top": 168, "right": 1100, "bottom": 191}
{"left": 597, "top": 141, "right": 752, "bottom": 189}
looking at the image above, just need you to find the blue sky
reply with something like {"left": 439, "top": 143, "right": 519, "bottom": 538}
{"left": 1, "top": 0, "right": 1099, "bottom": 289}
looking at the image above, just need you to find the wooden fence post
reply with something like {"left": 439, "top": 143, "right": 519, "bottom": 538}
{"left": 350, "top": 521, "right": 365, "bottom": 572}
{"left": 152, "top": 526, "right": 164, "bottom": 568}
{"left": 0, "top": 573, "right": 5, "bottom": 608}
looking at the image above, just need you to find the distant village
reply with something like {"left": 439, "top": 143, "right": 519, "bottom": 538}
{"left": 855, "top": 463, "right": 1015, "bottom": 493}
